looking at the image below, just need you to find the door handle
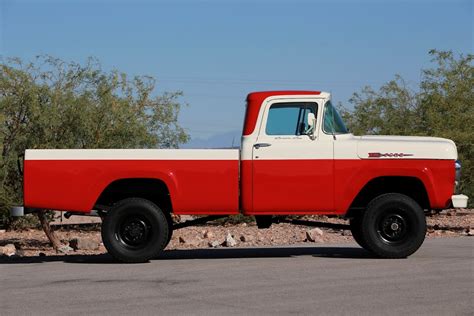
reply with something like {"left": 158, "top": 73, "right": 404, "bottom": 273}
{"left": 254, "top": 143, "right": 272, "bottom": 149}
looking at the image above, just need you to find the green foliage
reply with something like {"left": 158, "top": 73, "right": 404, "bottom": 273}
{"left": 341, "top": 50, "right": 473, "bottom": 206}
{"left": 0, "top": 56, "right": 189, "bottom": 228}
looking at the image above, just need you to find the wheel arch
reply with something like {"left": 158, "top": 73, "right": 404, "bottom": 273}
{"left": 94, "top": 178, "right": 174, "bottom": 214}
{"left": 346, "top": 176, "right": 431, "bottom": 217}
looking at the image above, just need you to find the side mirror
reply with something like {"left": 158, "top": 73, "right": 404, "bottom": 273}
{"left": 307, "top": 113, "right": 315, "bottom": 128}
{"left": 306, "top": 113, "right": 316, "bottom": 139}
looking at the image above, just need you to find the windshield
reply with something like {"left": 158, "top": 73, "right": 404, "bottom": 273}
{"left": 323, "top": 101, "right": 349, "bottom": 134}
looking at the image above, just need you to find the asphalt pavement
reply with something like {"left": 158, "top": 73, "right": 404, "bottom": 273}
{"left": 0, "top": 238, "right": 472, "bottom": 315}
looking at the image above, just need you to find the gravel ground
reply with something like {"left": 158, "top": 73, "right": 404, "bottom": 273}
{"left": 0, "top": 209, "right": 472, "bottom": 258}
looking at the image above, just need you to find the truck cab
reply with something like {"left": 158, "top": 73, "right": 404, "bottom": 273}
{"left": 241, "top": 91, "right": 338, "bottom": 214}
{"left": 241, "top": 91, "right": 464, "bottom": 215}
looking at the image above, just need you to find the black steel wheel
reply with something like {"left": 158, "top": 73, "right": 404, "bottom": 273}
{"left": 377, "top": 213, "right": 408, "bottom": 244}
{"left": 361, "top": 193, "right": 426, "bottom": 258}
{"left": 102, "top": 198, "right": 169, "bottom": 263}
{"left": 349, "top": 215, "right": 368, "bottom": 250}
{"left": 117, "top": 215, "right": 152, "bottom": 249}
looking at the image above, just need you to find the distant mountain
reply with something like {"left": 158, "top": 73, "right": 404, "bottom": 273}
{"left": 181, "top": 130, "right": 242, "bottom": 149}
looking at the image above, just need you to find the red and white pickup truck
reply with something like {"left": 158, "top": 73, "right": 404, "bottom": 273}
{"left": 13, "top": 90, "right": 468, "bottom": 262}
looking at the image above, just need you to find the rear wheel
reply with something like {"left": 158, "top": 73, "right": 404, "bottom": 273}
{"left": 101, "top": 198, "right": 169, "bottom": 263}
{"left": 361, "top": 193, "right": 426, "bottom": 258}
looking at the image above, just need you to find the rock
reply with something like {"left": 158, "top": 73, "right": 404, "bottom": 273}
{"left": 342, "top": 230, "right": 352, "bottom": 236}
{"left": 69, "top": 238, "right": 99, "bottom": 251}
{"left": 208, "top": 241, "right": 220, "bottom": 248}
{"left": 465, "top": 228, "right": 474, "bottom": 236}
{"left": 178, "top": 215, "right": 194, "bottom": 223}
{"left": 58, "top": 245, "right": 74, "bottom": 254}
{"left": 39, "top": 252, "right": 46, "bottom": 257}
{"left": 222, "top": 233, "right": 237, "bottom": 247}
{"left": 299, "top": 231, "right": 307, "bottom": 241}
{"left": 313, "top": 228, "right": 324, "bottom": 236}
{"left": 179, "top": 236, "right": 201, "bottom": 247}
{"left": 241, "top": 223, "right": 247, "bottom": 227}
{"left": 171, "top": 214, "right": 181, "bottom": 223}
{"left": 0, "top": 229, "right": 6, "bottom": 234}
{"left": 1, "top": 244, "right": 16, "bottom": 257}
{"left": 306, "top": 228, "right": 324, "bottom": 242}
{"left": 203, "top": 231, "right": 214, "bottom": 239}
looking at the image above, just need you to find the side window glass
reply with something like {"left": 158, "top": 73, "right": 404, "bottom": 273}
{"left": 265, "top": 102, "right": 317, "bottom": 136}
{"left": 323, "top": 104, "right": 335, "bottom": 133}
{"left": 323, "top": 101, "right": 349, "bottom": 134}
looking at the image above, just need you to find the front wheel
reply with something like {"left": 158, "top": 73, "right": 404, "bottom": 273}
{"left": 101, "top": 198, "right": 169, "bottom": 263}
{"left": 361, "top": 193, "right": 426, "bottom": 258}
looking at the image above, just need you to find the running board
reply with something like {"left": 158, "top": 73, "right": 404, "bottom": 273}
{"left": 172, "top": 216, "right": 227, "bottom": 230}
{"left": 172, "top": 216, "right": 350, "bottom": 231}
{"left": 274, "top": 218, "right": 350, "bottom": 230}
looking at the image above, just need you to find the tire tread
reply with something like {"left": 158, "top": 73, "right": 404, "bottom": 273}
{"left": 361, "top": 193, "right": 426, "bottom": 259}
{"left": 101, "top": 198, "right": 169, "bottom": 263}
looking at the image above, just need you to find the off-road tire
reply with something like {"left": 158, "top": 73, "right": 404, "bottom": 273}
{"left": 361, "top": 193, "right": 426, "bottom": 258}
{"left": 101, "top": 198, "right": 169, "bottom": 263}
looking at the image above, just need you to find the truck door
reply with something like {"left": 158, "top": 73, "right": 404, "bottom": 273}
{"left": 251, "top": 99, "right": 335, "bottom": 214}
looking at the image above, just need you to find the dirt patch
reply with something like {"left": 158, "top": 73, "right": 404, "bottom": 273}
{"left": 1, "top": 209, "right": 472, "bottom": 258}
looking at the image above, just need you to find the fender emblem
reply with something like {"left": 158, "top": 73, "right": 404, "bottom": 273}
{"left": 368, "top": 152, "right": 414, "bottom": 158}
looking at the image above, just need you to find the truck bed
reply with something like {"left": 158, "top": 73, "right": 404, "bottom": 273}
{"left": 24, "top": 149, "right": 240, "bottom": 214}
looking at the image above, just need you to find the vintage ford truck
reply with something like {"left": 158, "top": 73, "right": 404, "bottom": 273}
{"left": 12, "top": 90, "right": 468, "bottom": 262}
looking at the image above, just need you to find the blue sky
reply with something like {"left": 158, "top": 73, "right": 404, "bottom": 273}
{"left": 1, "top": 0, "right": 472, "bottom": 147}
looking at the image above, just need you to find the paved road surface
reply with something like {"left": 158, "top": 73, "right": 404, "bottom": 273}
{"left": 1, "top": 238, "right": 472, "bottom": 315}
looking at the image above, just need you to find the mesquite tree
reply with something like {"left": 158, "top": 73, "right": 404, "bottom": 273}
{"left": 340, "top": 50, "right": 473, "bottom": 205}
{"left": 0, "top": 56, "right": 189, "bottom": 249}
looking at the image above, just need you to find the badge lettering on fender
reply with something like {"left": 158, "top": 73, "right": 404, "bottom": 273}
{"left": 368, "top": 152, "right": 414, "bottom": 158}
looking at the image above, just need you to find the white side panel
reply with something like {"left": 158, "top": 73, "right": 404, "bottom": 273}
{"left": 334, "top": 134, "right": 360, "bottom": 159}
{"left": 245, "top": 132, "right": 458, "bottom": 161}
{"left": 357, "top": 135, "right": 457, "bottom": 160}
{"left": 25, "top": 149, "right": 240, "bottom": 161}
{"left": 252, "top": 137, "right": 334, "bottom": 160}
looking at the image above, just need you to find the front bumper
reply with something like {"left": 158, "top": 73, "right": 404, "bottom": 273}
{"left": 451, "top": 194, "right": 468, "bottom": 208}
